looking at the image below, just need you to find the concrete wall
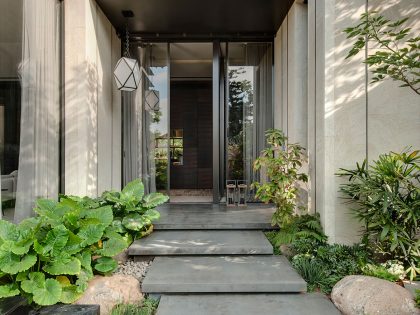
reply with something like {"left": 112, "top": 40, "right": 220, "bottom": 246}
{"left": 274, "top": 0, "right": 420, "bottom": 243}
{"left": 64, "top": 0, "right": 121, "bottom": 196}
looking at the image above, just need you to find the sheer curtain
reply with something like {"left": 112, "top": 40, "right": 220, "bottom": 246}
{"left": 14, "top": 0, "right": 60, "bottom": 222}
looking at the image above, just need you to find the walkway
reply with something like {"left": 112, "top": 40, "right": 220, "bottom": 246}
{"left": 129, "top": 204, "right": 340, "bottom": 315}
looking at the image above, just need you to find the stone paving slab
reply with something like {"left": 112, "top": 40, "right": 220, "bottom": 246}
{"left": 143, "top": 255, "right": 306, "bottom": 293}
{"left": 154, "top": 204, "right": 276, "bottom": 230}
{"left": 156, "top": 294, "right": 341, "bottom": 315}
{"left": 129, "top": 230, "right": 273, "bottom": 255}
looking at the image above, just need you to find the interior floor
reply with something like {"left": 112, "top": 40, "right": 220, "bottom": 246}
{"left": 169, "top": 189, "right": 213, "bottom": 203}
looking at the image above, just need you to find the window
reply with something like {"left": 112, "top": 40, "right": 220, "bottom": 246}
{"left": 170, "top": 129, "right": 183, "bottom": 165}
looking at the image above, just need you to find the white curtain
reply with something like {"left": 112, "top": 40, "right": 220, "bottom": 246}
{"left": 14, "top": 0, "right": 60, "bottom": 222}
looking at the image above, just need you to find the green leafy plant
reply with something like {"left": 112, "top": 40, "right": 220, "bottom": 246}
{"left": 415, "top": 289, "right": 420, "bottom": 308}
{"left": 112, "top": 298, "right": 159, "bottom": 315}
{"left": 344, "top": 11, "right": 420, "bottom": 95}
{"left": 291, "top": 239, "right": 370, "bottom": 294}
{"left": 362, "top": 264, "right": 400, "bottom": 282}
{"left": 253, "top": 129, "right": 308, "bottom": 226}
{"left": 0, "top": 179, "right": 167, "bottom": 306}
{"left": 267, "top": 214, "right": 327, "bottom": 249}
{"left": 338, "top": 149, "right": 420, "bottom": 280}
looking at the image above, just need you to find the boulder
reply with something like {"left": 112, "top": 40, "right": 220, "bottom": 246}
{"left": 279, "top": 244, "right": 295, "bottom": 259}
{"left": 75, "top": 274, "right": 143, "bottom": 315}
{"left": 331, "top": 275, "right": 419, "bottom": 315}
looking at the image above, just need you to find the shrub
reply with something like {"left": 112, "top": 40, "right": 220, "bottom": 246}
{"left": 291, "top": 241, "right": 370, "bottom": 294}
{"left": 338, "top": 149, "right": 420, "bottom": 280}
{"left": 0, "top": 179, "right": 167, "bottom": 306}
{"left": 111, "top": 298, "right": 159, "bottom": 315}
{"left": 268, "top": 213, "right": 327, "bottom": 249}
{"left": 362, "top": 264, "right": 400, "bottom": 282}
{"left": 253, "top": 129, "right": 308, "bottom": 226}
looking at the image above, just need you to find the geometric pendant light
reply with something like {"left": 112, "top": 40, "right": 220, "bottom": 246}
{"left": 114, "top": 26, "right": 141, "bottom": 92}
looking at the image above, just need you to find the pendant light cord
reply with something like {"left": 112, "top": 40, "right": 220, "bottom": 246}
{"left": 124, "top": 24, "right": 131, "bottom": 58}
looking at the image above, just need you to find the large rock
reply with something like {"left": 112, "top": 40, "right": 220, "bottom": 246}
{"left": 331, "top": 275, "right": 419, "bottom": 315}
{"left": 75, "top": 274, "right": 143, "bottom": 315}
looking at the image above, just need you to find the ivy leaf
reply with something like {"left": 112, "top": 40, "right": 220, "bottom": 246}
{"left": 96, "top": 237, "right": 127, "bottom": 257}
{"left": 142, "top": 193, "right": 168, "bottom": 208}
{"left": 0, "top": 283, "right": 20, "bottom": 298}
{"left": 121, "top": 179, "right": 144, "bottom": 201}
{"left": 93, "top": 257, "right": 118, "bottom": 274}
{"left": 143, "top": 209, "right": 161, "bottom": 221}
{"left": 78, "top": 224, "right": 105, "bottom": 246}
{"left": 32, "top": 278, "right": 62, "bottom": 306}
{"left": 0, "top": 251, "right": 37, "bottom": 274}
{"left": 43, "top": 256, "right": 81, "bottom": 275}
{"left": 122, "top": 214, "right": 150, "bottom": 231}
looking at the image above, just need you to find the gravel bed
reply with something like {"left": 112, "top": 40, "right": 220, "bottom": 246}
{"left": 115, "top": 259, "right": 151, "bottom": 283}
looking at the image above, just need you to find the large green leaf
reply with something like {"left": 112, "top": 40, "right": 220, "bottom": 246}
{"left": 0, "top": 251, "right": 37, "bottom": 274}
{"left": 78, "top": 224, "right": 105, "bottom": 246}
{"left": 32, "top": 278, "right": 62, "bottom": 306}
{"left": 43, "top": 256, "right": 81, "bottom": 275}
{"left": 0, "top": 220, "right": 18, "bottom": 241}
{"left": 93, "top": 257, "right": 118, "bottom": 274}
{"left": 96, "top": 237, "right": 127, "bottom": 257}
{"left": 122, "top": 214, "right": 150, "bottom": 231}
{"left": 75, "top": 268, "right": 93, "bottom": 293}
{"left": 62, "top": 231, "right": 83, "bottom": 255}
{"left": 21, "top": 272, "right": 45, "bottom": 294}
{"left": 121, "top": 179, "right": 144, "bottom": 201}
{"left": 0, "top": 283, "right": 19, "bottom": 298}
{"left": 142, "top": 193, "right": 169, "bottom": 208}
{"left": 60, "top": 284, "right": 83, "bottom": 304}
{"left": 143, "top": 209, "right": 161, "bottom": 221}
{"left": 83, "top": 206, "right": 113, "bottom": 226}
{"left": 43, "top": 224, "right": 69, "bottom": 256}
{"left": 34, "top": 199, "right": 61, "bottom": 221}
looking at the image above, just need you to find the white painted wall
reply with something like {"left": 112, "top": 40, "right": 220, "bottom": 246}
{"left": 274, "top": 0, "right": 420, "bottom": 243}
{"left": 64, "top": 0, "right": 121, "bottom": 196}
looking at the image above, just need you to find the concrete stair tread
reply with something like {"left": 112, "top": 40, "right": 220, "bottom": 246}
{"left": 154, "top": 204, "right": 275, "bottom": 230}
{"left": 142, "top": 255, "right": 306, "bottom": 293}
{"left": 129, "top": 230, "right": 273, "bottom": 256}
{"left": 156, "top": 294, "right": 340, "bottom": 315}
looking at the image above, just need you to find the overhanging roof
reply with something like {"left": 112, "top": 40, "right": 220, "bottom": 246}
{"left": 95, "top": 0, "right": 295, "bottom": 39}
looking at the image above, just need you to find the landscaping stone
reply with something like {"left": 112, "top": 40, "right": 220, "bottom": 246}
{"left": 331, "top": 275, "right": 419, "bottom": 315}
{"left": 279, "top": 243, "right": 295, "bottom": 258}
{"left": 115, "top": 258, "right": 150, "bottom": 283}
{"left": 113, "top": 248, "right": 129, "bottom": 264}
{"left": 75, "top": 274, "right": 143, "bottom": 315}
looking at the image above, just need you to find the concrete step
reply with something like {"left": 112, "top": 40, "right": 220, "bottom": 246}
{"left": 129, "top": 230, "right": 273, "bottom": 256}
{"left": 154, "top": 204, "right": 275, "bottom": 230}
{"left": 142, "top": 256, "right": 306, "bottom": 294}
{"left": 156, "top": 294, "right": 341, "bottom": 315}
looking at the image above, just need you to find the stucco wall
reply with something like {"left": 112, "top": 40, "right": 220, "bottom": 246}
{"left": 64, "top": 0, "right": 121, "bottom": 196}
{"left": 274, "top": 0, "right": 420, "bottom": 244}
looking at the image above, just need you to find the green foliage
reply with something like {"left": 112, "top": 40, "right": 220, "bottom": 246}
{"left": 338, "top": 149, "right": 420, "bottom": 280}
{"left": 362, "top": 264, "right": 400, "bottom": 282}
{"left": 0, "top": 179, "right": 167, "bottom": 306}
{"left": 344, "top": 11, "right": 420, "bottom": 95}
{"left": 112, "top": 298, "right": 159, "bottom": 315}
{"left": 268, "top": 214, "right": 327, "bottom": 250}
{"left": 291, "top": 239, "right": 370, "bottom": 294}
{"left": 253, "top": 129, "right": 308, "bottom": 226}
{"left": 415, "top": 289, "right": 420, "bottom": 308}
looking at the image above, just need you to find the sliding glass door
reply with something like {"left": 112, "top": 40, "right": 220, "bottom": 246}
{"left": 225, "top": 42, "right": 273, "bottom": 201}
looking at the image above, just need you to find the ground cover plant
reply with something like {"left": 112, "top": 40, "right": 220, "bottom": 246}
{"left": 0, "top": 179, "right": 168, "bottom": 306}
{"left": 338, "top": 149, "right": 420, "bottom": 280}
{"left": 111, "top": 298, "right": 159, "bottom": 315}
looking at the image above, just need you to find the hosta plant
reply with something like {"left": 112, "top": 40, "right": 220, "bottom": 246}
{"left": 338, "top": 149, "right": 420, "bottom": 280}
{"left": 0, "top": 179, "right": 167, "bottom": 306}
{"left": 252, "top": 129, "right": 308, "bottom": 226}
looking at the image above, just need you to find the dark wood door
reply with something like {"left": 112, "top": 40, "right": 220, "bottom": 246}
{"left": 170, "top": 81, "right": 212, "bottom": 189}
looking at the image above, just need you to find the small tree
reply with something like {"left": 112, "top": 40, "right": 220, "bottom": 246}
{"left": 344, "top": 11, "right": 420, "bottom": 95}
{"left": 252, "top": 129, "right": 308, "bottom": 227}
